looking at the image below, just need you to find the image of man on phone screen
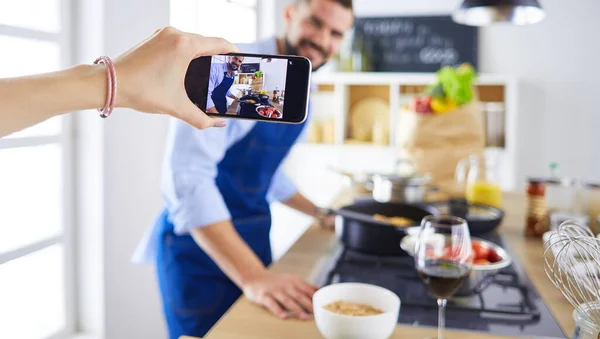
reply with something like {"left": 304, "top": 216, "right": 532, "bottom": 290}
{"left": 206, "top": 55, "right": 244, "bottom": 114}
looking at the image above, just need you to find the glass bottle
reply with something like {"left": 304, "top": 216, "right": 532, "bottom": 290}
{"left": 455, "top": 153, "right": 503, "bottom": 208}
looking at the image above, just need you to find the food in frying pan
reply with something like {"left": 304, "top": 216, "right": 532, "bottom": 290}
{"left": 372, "top": 214, "right": 414, "bottom": 227}
{"left": 242, "top": 99, "right": 257, "bottom": 104}
{"left": 256, "top": 106, "right": 282, "bottom": 119}
{"left": 323, "top": 301, "right": 383, "bottom": 316}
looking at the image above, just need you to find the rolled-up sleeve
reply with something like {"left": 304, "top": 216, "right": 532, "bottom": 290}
{"left": 266, "top": 165, "right": 298, "bottom": 203}
{"left": 161, "top": 119, "right": 254, "bottom": 234}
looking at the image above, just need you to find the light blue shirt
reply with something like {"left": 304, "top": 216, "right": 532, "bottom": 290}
{"left": 132, "top": 37, "right": 308, "bottom": 264}
{"left": 206, "top": 61, "right": 235, "bottom": 111}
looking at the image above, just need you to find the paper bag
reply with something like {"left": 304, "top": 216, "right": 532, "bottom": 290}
{"left": 251, "top": 77, "right": 263, "bottom": 92}
{"left": 397, "top": 100, "right": 485, "bottom": 199}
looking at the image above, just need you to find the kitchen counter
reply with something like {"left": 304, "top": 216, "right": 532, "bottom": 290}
{"left": 186, "top": 192, "right": 574, "bottom": 339}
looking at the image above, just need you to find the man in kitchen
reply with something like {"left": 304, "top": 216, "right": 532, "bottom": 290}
{"left": 132, "top": 0, "right": 354, "bottom": 338}
{"left": 206, "top": 55, "right": 244, "bottom": 115}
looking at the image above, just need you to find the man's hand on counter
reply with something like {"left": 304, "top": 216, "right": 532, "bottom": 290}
{"left": 190, "top": 220, "right": 319, "bottom": 322}
{"left": 241, "top": 271, "right": 318, "bottom": 321}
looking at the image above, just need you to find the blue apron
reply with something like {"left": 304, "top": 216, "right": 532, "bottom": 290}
{"left": 211, "top": 72, "right": 234, "bottom": 114}
{"left": 155, "top": 120, "right": 306, "bottom": 339}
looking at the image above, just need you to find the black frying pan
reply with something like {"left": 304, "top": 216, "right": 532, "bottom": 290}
{"left": 326, "top": 200, "right": 439, "bottom": 256}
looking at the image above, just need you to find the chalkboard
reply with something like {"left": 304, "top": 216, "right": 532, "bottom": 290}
{"left": 354, "top": 16, "right": 478, "bottom": 72}
{"left": 240, "top": 63, "right": 260, "bottom": 74}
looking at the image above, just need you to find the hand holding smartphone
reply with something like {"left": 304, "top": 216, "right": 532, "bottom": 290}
{"left": 184, "top": 53, "right": 311, "bottom": 124}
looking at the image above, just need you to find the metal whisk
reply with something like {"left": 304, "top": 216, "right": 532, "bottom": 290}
{"left": 544, "top": 220, "right": 600, "bottom": 337}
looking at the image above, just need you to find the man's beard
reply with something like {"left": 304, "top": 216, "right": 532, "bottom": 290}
{"left": 284, "top": 38, "right": 328, "bottom": 72}
{"left": 228, "top": 63, "right": 238, "bottom": 71}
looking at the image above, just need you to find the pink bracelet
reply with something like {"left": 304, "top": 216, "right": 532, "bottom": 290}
{"left": 93, "top": 56, "right": 117, "bottom": 118}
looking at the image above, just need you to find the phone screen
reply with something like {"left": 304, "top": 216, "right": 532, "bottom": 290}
{"left": 184, "top": 53, "right": 311, "bottom": 124}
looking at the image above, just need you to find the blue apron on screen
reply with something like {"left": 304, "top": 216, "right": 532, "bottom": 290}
{"left": 211, "top": 72, "right": 234, "bottom": 114}
{"left": 155, "top": 119, "right": 306, "bottom": 339}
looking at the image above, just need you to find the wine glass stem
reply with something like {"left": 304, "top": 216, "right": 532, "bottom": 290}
{"left": 437, "top": 298, "right": 447, "bottom": 339}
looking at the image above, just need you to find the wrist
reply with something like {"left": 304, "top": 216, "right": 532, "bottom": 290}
{"left": 239, "top": 266, "right": 269, "bottom": 288}
{"left": 68, "top": 64, "right": 107, "bottom": 111}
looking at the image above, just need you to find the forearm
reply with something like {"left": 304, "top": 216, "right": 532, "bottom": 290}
{"left": 190, "top": 220, "right": 266, "bottom": 287}
{"left": 282, "top": 192, "right": 317, "bottom": 217}
{"left": 0, "top": 64, "right": 106, "bottom": 137}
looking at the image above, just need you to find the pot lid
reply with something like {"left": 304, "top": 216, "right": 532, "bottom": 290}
{"left": 372, "top": 172, "right": 431, "bottom": 185}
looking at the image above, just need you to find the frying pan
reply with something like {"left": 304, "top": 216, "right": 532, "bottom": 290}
{"left": 325, "top": 200, "right": 439, "bottom": 256}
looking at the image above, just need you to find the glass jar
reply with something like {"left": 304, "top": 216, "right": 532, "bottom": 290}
{"left": 525, "top": 178, "right": 548, "bottom": 237}
{"left": 584, "top": 182, "right": 600, "bottom": 234}
{"left": 573, "top": 306, "right": 600, "bottom": 339}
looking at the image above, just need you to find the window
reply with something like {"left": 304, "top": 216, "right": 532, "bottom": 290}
{"left": 0, "top": 1, "right": 73, "bottom": 338}
{"left": 170, "top": 0, "right": 258, "bottom": 43}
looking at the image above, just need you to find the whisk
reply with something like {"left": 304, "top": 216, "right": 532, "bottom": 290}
{"left": 544, "top": 220, "right": 600, "bottom": 337}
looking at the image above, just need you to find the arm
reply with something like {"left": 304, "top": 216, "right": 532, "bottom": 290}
{"left": 281, "top": 192, "right": 317, "bottom": 217}
{"left": 0, "top": 65, "right": 105, "bottom": 137}
{"left": 0, "top": 27, "right": 237, "bottom": 137}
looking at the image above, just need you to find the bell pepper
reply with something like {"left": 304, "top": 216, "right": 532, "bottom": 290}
{"left": 431, "top": 97, "right": 457, "bottom": 114}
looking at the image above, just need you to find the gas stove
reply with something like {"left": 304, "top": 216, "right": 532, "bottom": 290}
{"left": 313, "top": 233, "right": 566, "bottom": 338}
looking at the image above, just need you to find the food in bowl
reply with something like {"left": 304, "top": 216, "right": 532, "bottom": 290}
{"left": 440, "top": 241, "right": 503, "bottom": 265}
{"left": 401, "top": 236, "right": 508, "bottom": 267}
{"left": 313, "top": 283, "right": 400, "bottom": 339}
{"left": 323, "top": 301, "right": 383, "bottom": 316}
{"left": 471, "top": 240, "right": 502, "bottom": 264}
{"left": 372, "top": 214, "right": 413, "bottom": 227}
{"left": 256, "top": 106, "right": 282, "bottom": 119}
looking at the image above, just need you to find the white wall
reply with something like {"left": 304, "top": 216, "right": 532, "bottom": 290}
{"left": 74, "top": 0, "right": 170, "bottom": 338}
{"left": 261, "top": 58, "right": 287, "bottom": 91}
{"left": 478, "top": 0, "right": 600, "bottom": 182}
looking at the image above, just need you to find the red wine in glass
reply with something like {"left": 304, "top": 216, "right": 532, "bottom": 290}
{"left": 415, "top": 215, "right": 473, "bottom": 339}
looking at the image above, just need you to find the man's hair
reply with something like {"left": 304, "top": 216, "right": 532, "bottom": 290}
{"left": 296, "top": 0, "right": 353, "bottom": 10}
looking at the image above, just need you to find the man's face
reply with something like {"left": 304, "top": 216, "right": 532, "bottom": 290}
{"left": 284, "top": 0, "right": 354, "bottom": 71}
{"left": 228, "top": 56, "right": 244, "bottom": 71}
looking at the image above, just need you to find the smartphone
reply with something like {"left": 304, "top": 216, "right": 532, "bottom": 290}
{"left": 184, "top": 53, "right": 311, "bottom": 124}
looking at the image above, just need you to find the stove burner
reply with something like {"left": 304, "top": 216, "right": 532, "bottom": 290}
{"left": 315, "top": 233, "right": 566, "bottom": 338}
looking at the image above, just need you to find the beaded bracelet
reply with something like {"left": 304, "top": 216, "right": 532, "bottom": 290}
{"left": 93, "top": 56, "right": 117, "bottom": 118}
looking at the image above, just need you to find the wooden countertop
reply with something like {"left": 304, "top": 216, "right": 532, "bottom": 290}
{"left": 186, "top": 192, "right": 574, "bottom": 339}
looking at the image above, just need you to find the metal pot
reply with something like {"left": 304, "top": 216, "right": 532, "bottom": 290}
{"left": 372, "top": 173, "right": 436, "bottom": 203}
{"left": 371, "top": 159, "right": 438, "bottom": 203}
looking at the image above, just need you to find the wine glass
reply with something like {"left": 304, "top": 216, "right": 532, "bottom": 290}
{"left": 415, "top": 215, "right": 473, "bottom": 339}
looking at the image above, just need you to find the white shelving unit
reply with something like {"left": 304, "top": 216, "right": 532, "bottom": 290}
{"left": 296, "top": 72, "right": 519, "bottom": 190}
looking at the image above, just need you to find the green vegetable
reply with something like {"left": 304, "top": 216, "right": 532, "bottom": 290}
{"left": 254, "top": 70, "right": 263, "bottom": 78}
{"left": 424, "top": 83, "right": 445, "bottom": 99}
{"left": 435, "top": 63, "right": 477, "bottom": 106}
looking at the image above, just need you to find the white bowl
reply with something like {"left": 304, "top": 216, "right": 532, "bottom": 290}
{"left": 313, "top": 283, "right": 400, "bottom": 339}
